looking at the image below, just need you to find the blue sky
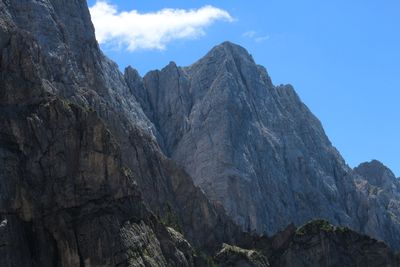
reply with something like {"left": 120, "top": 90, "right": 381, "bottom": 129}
{"left": 87, "top": 0, "right": 400, "bottom": 176}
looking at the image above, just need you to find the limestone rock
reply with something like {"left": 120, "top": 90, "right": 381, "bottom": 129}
{"left": 0, "top": 0, "right": 244, "bottom": 265}
{"left": 0, "top": 97, "right": 195, "bottom": 266}
{"left": 352, "top": 160, "right": 400, "bottom": 250}
{"left": 1, "top": 0, "right": 250, "bottom": 253}
{"left": 215, "top": 243, "right": 270, "bottom": 267}
{"left": 135, "top": 41, "right": 400, "bottom": 249}
{"left": 214, "top": 220, "right": 400, "bottom": 267}
{"left": 270, "top": 220, "right": 400, "bottom": 267}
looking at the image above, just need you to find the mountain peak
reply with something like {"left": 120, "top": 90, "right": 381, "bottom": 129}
{"left": 209, "top": 41, "right": 255, "bottom": 61}
{"left": 218, "top": 40, "right": 245, "bottom": 49}
{"left": 355, "top": 160, "right": 394, "bottom": 175}
{"left": 354, "top": 160, "right": 397, "bottom": 187}
{"left": 183, "top": 40, "right": 263, "bottom": 89}
{"left": 125, "top": 65, "right": 141, "bottom": 78}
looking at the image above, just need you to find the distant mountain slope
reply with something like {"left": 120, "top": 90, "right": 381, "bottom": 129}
{"left": 129, "top": 41, "right": 400, "bottom": 249}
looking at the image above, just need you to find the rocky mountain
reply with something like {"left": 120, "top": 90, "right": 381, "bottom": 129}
{"left": 0, "top": 0, "right": 243, "bottom": 265}
{"left": 1, "top": 0, "right": 399, "bottom": 266}
{"left": 354, "top": 160, "right": 399, "bottom": 188}
{"left": 214, "top": 220, "right": 400, "bottom": 267}
{"left": 352, "top": 160, "right": 400, "bottom": 247}
{"left": 0, "top": 96, "right": 199, "bottom": 266}
{"left": 129, "top": 41, "right": 400, "bottom": 249}
{"left": 267, "top": 220, "right": 400, "bottom": 267}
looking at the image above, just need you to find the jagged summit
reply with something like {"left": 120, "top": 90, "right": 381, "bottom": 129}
{"left": 355, "top": 159, "right": 395, "bottom": 175}
{"left": 354, "top": 160, "right": 398, "bottom": 186}
{"left": 185, "top": 41, "right": 261, "bottom": 82}
{"left": 203, "top": 41, "right": 256, "bottom": 61}
{"left": 128, "top": 39, "right": 400, "bottom": 250}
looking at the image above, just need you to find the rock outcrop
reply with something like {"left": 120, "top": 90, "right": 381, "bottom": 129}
{"left": 2, "top": 0, "right": 253, "bottom": 248}
{"left": 0, "top": 97, "right": 197, "bottom": 266}
{"left": 131, "top": 41, "right": 400, "bottom": 249}
{"left": 214, "top": 220, "right": 400, "bottom": 267}
{"left": 215, "top": 243, "right": 270, "bottom": 267}
{"left": 352, "top": 160, "right": 400, "bottom": 249}
{"left": 269, "top": 220, "right": 400, "bottom": 267}
{"left": 0, "top": 0, "right": 243, "bottom": 265}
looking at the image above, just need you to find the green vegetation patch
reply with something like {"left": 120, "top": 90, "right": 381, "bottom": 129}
{"left": 296, "top": 219, "right": 335, "bottom": 235}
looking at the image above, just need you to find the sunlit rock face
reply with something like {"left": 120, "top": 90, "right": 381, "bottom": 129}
{"left": 352, "top": 160, "right": 400, "bottom": 249}
{"left": 132, "top": 41, "right": 400, "bottom": 249}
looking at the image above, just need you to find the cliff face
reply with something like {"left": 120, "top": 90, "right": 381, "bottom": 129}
{"left": 0, "top": 3, "right": 194, "bottom": 264}
{"left": 5, "top": 0, "right": 253, "bottom": 247}
{"left": 214, "top": 220, "right": 400, "bottom": 267}
{"left": 0, "top": 97, "right": 198, "bottom": 266}
{"left": 269, "top": 220, "right": 400, "bottom": 267}
{"left": 132, "top": 41, "right": 400, "bottom": 249}
{"left": 352, "top": 160, "right": 400, "bottom": 248}
{"left": 1, "top": 0, "right": 400, "bottom": 266}
{"left": 0, "top": 0, "right": 243, "bottom": 265}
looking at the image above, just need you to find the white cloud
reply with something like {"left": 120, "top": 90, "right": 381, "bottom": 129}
{"left": 255, "top": 36, "right": 270, "bottom": 43}
{"left": 242, "top": 31, "right": 256, "bottom": 38}
{"left": 89, "top": 1, "right": 233, "bottom": 51}
{"left": 242, "top": 30, "right": 270, "bottom": 43}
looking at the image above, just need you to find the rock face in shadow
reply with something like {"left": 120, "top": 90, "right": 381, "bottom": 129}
{"left": 214, "top": 220, "right": 400, "bottom": 267}
{"left": 269, "top": 220, "right": 400, "bottom": 267}
{"left": 0, "top": 0, "right": 243, "bottom": 265}
{"left": 0, "top": 97, "right": 199, "bottom": 266}
{"left": 133, "top": 41, "right": 400, "bottom": 249}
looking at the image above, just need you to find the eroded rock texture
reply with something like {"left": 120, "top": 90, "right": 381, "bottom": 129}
{"left": 216, "top": 220, "right": 400, "bottom": 267}
{"left": 0, "top": 0, "right": 241, "bottom": 265}
{"left": 269, "top": 220, "right": 400, "bottom": 267}
{"left": 352, "top": 160, "right": 400, "bottom": 249}
{"left": 0, "top": 98, "right": 196, "bottom": 266}
{"left": 130, "top": 41, "right": 400, "bottom": 249}
{"left": 215, "top": 243, "right": 270, "bottom": 267}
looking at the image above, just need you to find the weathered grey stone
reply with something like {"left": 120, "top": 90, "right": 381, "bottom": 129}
{"left": 352, "top": 160, "right": 400, "bottom": 250}
{"left": 215, "top": 243, "right": 270, "bottom": 267}
{"left": 214, "top": 220, "right": 400, "bottom": 267}
{"left": 0, "top": 27, "right": 9, "bottom": 50}
{"left": 135, "top": 41, "right": 400, "bottom": 249}
{"left": 0, "top": 97, "right": 197, "bottom": 266}
{"left": 270, "top": 220, "right": 400, "bottom": 267}
{"left": 0, "top": 1, "right": 244, "bottom": 266}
